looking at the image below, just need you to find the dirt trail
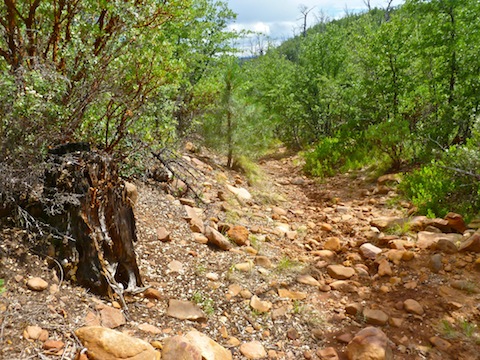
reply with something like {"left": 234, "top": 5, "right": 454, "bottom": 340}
{"left": 0, "top": 149, "right": 479, "bottom": 360}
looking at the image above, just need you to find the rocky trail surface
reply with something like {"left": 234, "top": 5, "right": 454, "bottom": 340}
{"left": 1, "top": 147, "right": 480, "bottom": 360}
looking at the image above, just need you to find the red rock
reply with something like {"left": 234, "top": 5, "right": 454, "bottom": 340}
{"left": 43, "top": 340, "right": 65, "bottom": 351}
{"left": 143, "top": 288, "right": 163, "bottom": 300}
{"left": 459, "top": 233, "right": 480, "bottom": 253}
{"left": 317, "top": 346, "right": 340, "bottom": 359}
{"left": 346, "top": 327, "right": 392, "bottom": 360}
{"left": 227, "top": 225, "right": 250, "bottom": 246}
{"left": 444, "top": 212, "right": 467, "bottom": 233}
{"left": 99, "top": 305, "right": 126, "bottom": 329}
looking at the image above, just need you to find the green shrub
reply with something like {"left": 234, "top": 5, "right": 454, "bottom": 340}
{"left": 400, "top": 162, "right": 454, "bottom": 218}
{"left": 303, "top": 134, "right": 385, "bottom": 178}
{"left": 401, "top": 156, "right": 480, "bottom": 220}
{"left": 365, "top": 119, "right": 413, "bottom": 170}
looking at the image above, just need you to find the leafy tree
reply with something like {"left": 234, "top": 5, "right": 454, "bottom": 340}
{"left": 199, "top": 57, "right": 274, "bottom": 167}
{"left": 0, "top": 0, "right": 239, "bottom": 164}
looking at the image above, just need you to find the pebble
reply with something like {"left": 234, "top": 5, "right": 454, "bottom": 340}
{"left": 403, "top": 299, "right": 424, "bottom": 315}
{"left": 239, "top": 341, "right": 267, "bottom": 359}
{"left": 26, "top": 277, "right": 48, "bottom": 291}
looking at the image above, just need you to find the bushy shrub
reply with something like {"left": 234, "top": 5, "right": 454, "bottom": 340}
{"left": 303, "top": 134, "right": 386, "bottom": 178}
{"left": 401, "top": 137, "right": 480, "bottom": 220}
{"left": 365, "top": 119, "right": 413, "bottom": 170}
{"left": 400, "top": 161, "right": 455, "bottom": 218}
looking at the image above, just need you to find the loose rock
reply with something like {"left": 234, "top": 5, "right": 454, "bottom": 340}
{"left": 239, "top": 341, "right": 267, "bottom": 359}
{"left": 26, "top": 277, "right": 48, "bottom": 291}
{"left": 75, "top": 326, "right": 159, "bottom": 360}
{"left": 346, "top": 327, "right": 392, "bottom": 360}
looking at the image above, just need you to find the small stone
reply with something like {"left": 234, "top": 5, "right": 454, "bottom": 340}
{"left": 287, "top": 328, "right": 299, "bottom": 340}
{"left": 193, "top": 232, "right": 208, "bottom": 244}
{"left": 271, "top": 306, "right": 288, "bottom": 320}
{"left": 320, "top": 223, "right": 333, "bottom": 232}
{"left": 278, "top": 288, "right": 307, "bottom": 300}
{"left": 228, "top": 337, "right": 241, "bottom": 347}
{"left": 346, "top": 327, "right": 393, "bottom": 360}
{"left": 162, "top": 335, "right": 202, "bottom": 360}
{"left": 329, "top": 280, "right": 357, "bottom": 293}
{"left": 337, "top": 333, "right": 353, "bottom": 344}
{"left": 345, "top": 303, "right": 363, "bottom": 316}
{"left": 184, "top": 205, "right": 205, "bottom": 234}
{"left": 430, "top": 254, "right": 443, "bottom": 273}
{"left": 235, "top": 261, "right": 254, "bottom": 272}
{"left": 403, "top": 299, "right": 424, "bottom": 315}
{"left": 99, "top": 305, "right": 126, "bottom": 329}
{"left": 184, "top": 330, "right": 233, "bottom": 360}
{"left": 324, "top": 237, "right": 342, "bottom": 252}
{"left": 226, "top": 185, "right": 252, "bottom": 201}
{"left": 459, "top": 233, "right": 480, "bottom": 253}
{"left": 250, "top": 295, "right": 272, "bottom": 313}
{"left": 156, "top": 227, "right": 171, "bottom": 242}
{"left": 227, "top": 225, "right": 250, "bottom": 246}
{"left": 389, "top": 317, "right": 403, "bottom": 328}
{"left": 377, "top": 259, "right": 393, "bottom": 277}
{"left": 359, "top": 243, "right": 382, "bottom": 260}
{"left": 255, "top": 256, "right": 273, "bottom": 268}
{"left": 26, "top": 277, "right": 48, "bottom": 291}
{"left": 43, "top": 340, "right": 64, "bottom": 351}
{"left": 206, "top": 272, "right": 219, "bottom": 281}
{"left": 429, "top": 336, "right": 452, "bottom": 351}
{"left": 143, "top": 288, "right": 163, "bottom": 300}
{"left": 168, "top": 260, "right": 184, "bottom": 273}
{"left": 317, "top": 347, "right": 339, "bottom": 359}
{"left": 363, "top": 309, "right": 389, "bottom": 326}
{"left": 24, "top": 325, "right": 43, "bottom": 340}
{"left": 435, "top": 239, "right": 458, "bottom": 254}
{"left": 272, "top": 207, "right": 288, "bottom": 216}
{"left": 239, "top": 341, "right": 267, "bottom": 359}
{"left": 296, "top": 274, "right": 320, "bottom": 287}
{"left": 167, "top": 299, "right": 206, "bottom": 322}
{"left": 138, "top": 323, "right": 162, "bottom": 334}
{"left": 327, "top": 265, "right": 355, "bottom": 280}
{"left": 444, "top": 212, "right": 467, "bottom": 233}
{"left": 205, "top": 226, "right": 233, "bottom": 251}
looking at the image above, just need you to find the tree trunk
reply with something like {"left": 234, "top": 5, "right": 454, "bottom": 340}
{"left": 43, "top": 143, "right": 142, "bottom": 296}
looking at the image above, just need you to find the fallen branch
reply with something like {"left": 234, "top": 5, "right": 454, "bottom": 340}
{"left": 152, "top": 149, "right": 206, "bottom": 204}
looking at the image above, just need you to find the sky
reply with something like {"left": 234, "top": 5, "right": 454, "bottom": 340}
{"left": 227, "top": 0, "right": 405, "bottom": 52}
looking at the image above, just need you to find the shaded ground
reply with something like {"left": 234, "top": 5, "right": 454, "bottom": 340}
{"left": 0, "top": 148, "right": 479, "bottom": 359}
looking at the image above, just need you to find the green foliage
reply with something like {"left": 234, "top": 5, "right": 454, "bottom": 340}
{"left": 401, "top": 162, "right": 454, "bottom": 218}
{"left": 191, "top": 291, "right": 215, "bottom": 316}
{"left": 0, "top": 0, "right": 240, "bottom": 165}
{"left": 303, "top": 134, "right": 387, "bottom": 178}
{"left": 365, "top": 119, "right": 413, "bottom": 169}
{"left": 199, "top": 57, "right": 275, "bottom": 167}
{"left": 0, "top": 279, "right": 5, "bottom": 295}
{"left": 401, "top": 128, "right": 480, "bottom": 219}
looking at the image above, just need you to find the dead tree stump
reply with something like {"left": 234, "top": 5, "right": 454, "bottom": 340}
{"left": 43, "top": 144, "right": 142, "bottom": 296}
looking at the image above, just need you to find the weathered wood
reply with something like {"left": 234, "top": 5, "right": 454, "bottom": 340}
{"left": 43, "top": 144, "right": 142, "bottom": 296}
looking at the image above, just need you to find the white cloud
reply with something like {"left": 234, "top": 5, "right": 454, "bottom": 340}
{"left": 227, "top": 0, "right": 405, "bottom": 41}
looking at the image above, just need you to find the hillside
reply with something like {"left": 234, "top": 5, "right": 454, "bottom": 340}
{"left": 1, "top": 145, "right": 479, "bottom": 359}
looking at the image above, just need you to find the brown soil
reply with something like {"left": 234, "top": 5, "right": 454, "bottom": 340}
{"left": 0, "top": 148, "right": 479, "bottom": 359}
